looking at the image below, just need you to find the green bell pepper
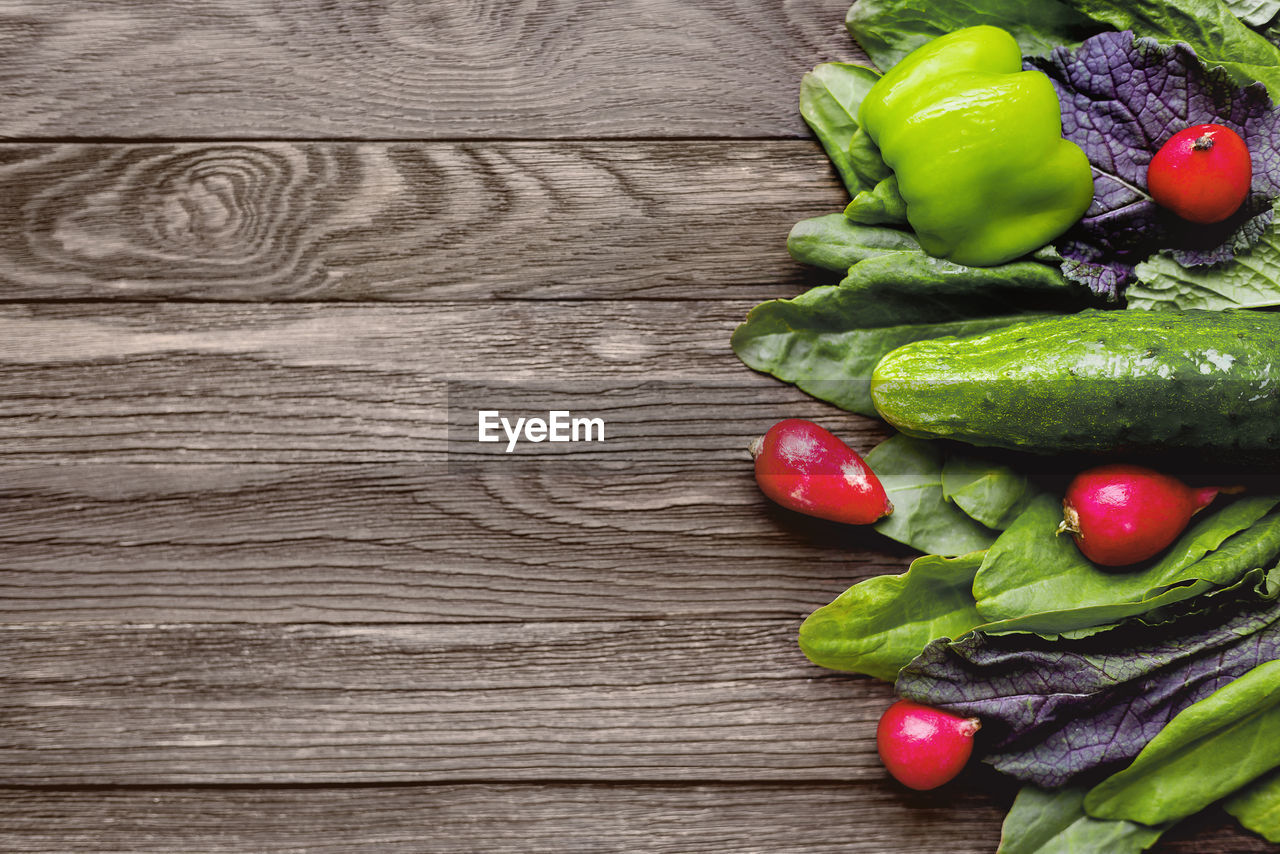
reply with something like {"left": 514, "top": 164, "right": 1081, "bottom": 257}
{"left": 858, "top": 26, "right": 1093, "bottom": 267}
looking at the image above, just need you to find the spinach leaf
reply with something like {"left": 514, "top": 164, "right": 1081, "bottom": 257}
{"left": 800, "top": 62, "right": 883, "bottom": 197}
{"left": 786, "top": 214, "right": 920, "bottom": 273}
{"left": 798, "top": 550, "right": 987, "bottom": 680}
{"left": 1225, "top": 767, "right": 1280, "bottom": 843}
{"left": 1084, "top": 658, "right": 1280, "bottom": 825}
{"left": 899, "top": 569, "right": 1280, "bottom": 787}
{"left": 997, "top": 785, "right": 1167, "bottom": 854}
{"left": 941, "top": 456, "right": 1040, "bottom": 531}
{"left": 865, "top": 435, "right": 1000, "bottom": 556}
{"left": 1129, "top": 205, "right": 1280, "bottom": 310}
{"left": 1227, "top": 0, "right": 1280, "bottom": 27}
{"left": 973, "top": 494, "right": 1280, "bottom": 626}
{"left": 845, "top": 0, "right": 1102, "bottom": 72}
{"left": 731, "top": 251, "right": 1087, "bottom": 416}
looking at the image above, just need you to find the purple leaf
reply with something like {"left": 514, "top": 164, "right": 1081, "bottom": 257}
{"left": 1027, "top": 31, "right": 1280, "bottom": 301}
{"left": 897, "top": 574, "right": 1280, "bottom": 788}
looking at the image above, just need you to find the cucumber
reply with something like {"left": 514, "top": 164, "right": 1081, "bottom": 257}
{"left": 870, "top": 309, "right": 1280, "bottom": 457}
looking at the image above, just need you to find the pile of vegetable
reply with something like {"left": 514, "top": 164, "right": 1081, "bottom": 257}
{"left": 736, "top": 1, "right": 1280, "bottom": 850}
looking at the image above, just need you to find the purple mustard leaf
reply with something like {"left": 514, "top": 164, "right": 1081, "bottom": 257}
{"left": 1027, "top": 31, "right": 1280, "bottom": 301}
{"left": 897, "top": 576, "right": 1280, "bottom": 789}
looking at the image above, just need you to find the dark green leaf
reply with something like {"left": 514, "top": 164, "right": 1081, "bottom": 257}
{"left": 786, "top": 214, "right": 920, "bottom": 273}
{"left": 799, "top": 62, "right": 883, "bottom": 196}
{"left": 1062, "top": 0, "right": 1280, "bottom": 95}
{"left": 846, "top": 0, "right": 1101, "bottom": 71}
{"left": 732, "top": 250, "right": 1087, "bottom": 416}
{"left": 997, "top": 785, "right": 1167, "bottom": 854}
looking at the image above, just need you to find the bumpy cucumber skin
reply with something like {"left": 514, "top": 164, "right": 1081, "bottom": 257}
{"left": 870, "top": 309, "right": 1280, "bottom": 456}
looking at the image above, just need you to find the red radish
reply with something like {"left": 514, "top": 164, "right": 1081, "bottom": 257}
{"left": 876, "top": 699, "right": 980, "bottom": 791}
{"left": 750, "top": 419, "right": 891, "bottom": 525}
{"left": 1147, "top": 123, "right": 1252, "bottom": 224}
{"left": 1058, "top": 464, "right": 1230, "bottom": 567}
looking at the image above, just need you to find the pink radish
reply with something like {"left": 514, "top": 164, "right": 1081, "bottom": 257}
{"left": 877, "top": 699, "right": 980, "bottom": 791}
{"left": 750, "top": 419, "right": 891, "bottom": 525}
{"left": 1058, "top": 464, "right": 1233, "bottom": 567}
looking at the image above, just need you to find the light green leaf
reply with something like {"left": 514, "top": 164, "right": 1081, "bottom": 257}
{"left": 998, "top": 785, "right": 1168, "bottom": 854}
{"left": 1085, "top": 658, "right": 1280, "bottom": 825}
{"left": 1226, "top": 0, "right": 1280, "bottom": 28}
{"left": 844, "top": 175, "right": 908, "bottom": 226}
{"left": 866, "top": 435, "right": 1000, "bottom": 555}
{"left": 1225, "top": 767, "right": 1280, "bottom": 843}
{"left": 973, "top": 494, "right": 1280, "bottom": 627}
{"left": 798, "top": 550, "right": 986, "bottom": 679}
{"left": 941, "top": 455, "right": 1039, "bottom": 531}
{"left": 1129, "top": 209, "right": 1280, "bottom": 311}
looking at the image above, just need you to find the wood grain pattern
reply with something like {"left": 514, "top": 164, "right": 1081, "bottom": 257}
{"left": 1, "top": 620, "right": 893, "bottom": 784}
{"left": 0, "top": 301, "right": 894, "bottom": 463}
{"left": 0, "top": 142, "right": 845, "bottom": 301}
{"left": 0, "top": 462, "right": 905, "bottom": 623}
{"left": 0, "top": 0, "right": 865, "bottom": 139}
{"left": 1, "top": 785, "right": 1269, "bottom": 854}
{"left": 0, "top": 784, "right": 1012, "bottom": 854}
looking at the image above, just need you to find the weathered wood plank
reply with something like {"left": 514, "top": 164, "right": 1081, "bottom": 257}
{"left": 0, "top": 142, "right": 845, "bottom": 301}
{"left": 0, "top": 783, "right": 1012, "bottom": 854}
{"left": 0, "top": 783, "right": 1004, "bottom": 854}
{"left": 0, "top": 1, "right": 863, "bottom": 139}
{"left": 0, "top": 785, "right": 1266, "bottom": 854}
{"left": 0, "top": 462, "right": 904, "bottom": 623}
{"left": 1, "top": 620, "right": 891, "bottom": 783}
{"left": 0, "top": 626, "right": 1269, "bottom": 853}
{"left": 0, "top": 301, "right": 890, "bottom": 463}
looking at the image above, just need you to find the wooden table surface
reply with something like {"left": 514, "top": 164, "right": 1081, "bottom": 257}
{"left": 0, "top": 2, "right": 1273, "bottom": 851}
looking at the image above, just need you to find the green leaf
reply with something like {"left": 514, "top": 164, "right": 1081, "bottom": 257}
{"left": 941, "top": 455, "right": 1039, "bottom": 531}
{"left": 1062, "top": 0, "right": 1280, "bottom": 95}
{"left": 732, "top": 250, "right": 1086, "bottom": 416}
{"left": 865, "top": 435, "right": 1001, "bottom": 555}
{"left": 848, "top": 127, "right": 893, "bottom": 187}
{"left": 997, "top": 785, "right": 1168, "bottom": 854}
{"left": 1085, "top": 658, "right": 1280, "bottom": 825}
{"left": 974, "top": 579, "right": 1219, "bottom": 639}
{"left": 1226, "top": 0, "right": 1280, "bottom": 28}
{"left": 786, "top": 214, "right": 920, "bottom": 273}
{"left": 844, "top": 175, "right": 908, "bottom": 226}
{"left": 798, "top": 550, "right": 986, "bottom": 679}
{"left": 846, "top": 0, "right": 1102, "bottom": 71}
{"left": 1225, "top": 767, "right": 1280, "bottom": 843}
{"left": 799, "top": 63, "right": 883, "bottom": 196}
{"left": 842, "top": 0, "right": 1280, "bottom": 96}
{"left": 973, "top": 494, "right": 1280, "bottom": 629}
{"left": 1129, "top": 208, "right": 1280, "bottom": 311}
